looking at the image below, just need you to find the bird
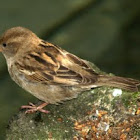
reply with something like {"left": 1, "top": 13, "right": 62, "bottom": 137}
{"left": 0, "top": 26, "right": 139, "bottom": 114}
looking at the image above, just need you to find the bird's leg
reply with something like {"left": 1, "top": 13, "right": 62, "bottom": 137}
{"left": 21, "top": 102, "right": 49, "bottom": 114}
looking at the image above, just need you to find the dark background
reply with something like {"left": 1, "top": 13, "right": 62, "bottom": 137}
{"left": 0, "top": 0, "right": 140, "bottom": 139}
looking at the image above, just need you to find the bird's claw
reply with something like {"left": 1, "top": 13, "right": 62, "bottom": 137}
{"left": 21, "top": 102, "right": 49, "bottom": 114}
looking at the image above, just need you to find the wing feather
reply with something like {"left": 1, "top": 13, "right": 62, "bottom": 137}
{"left": 15, "top": 42, "right": 98, "bottom": 86}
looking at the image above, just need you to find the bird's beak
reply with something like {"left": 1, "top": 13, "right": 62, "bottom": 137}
{"left": 0, "top": 43, "right": 3, "bottom": 52}
{"left": 0, "top": 47, "right": 2, "bottom": 52}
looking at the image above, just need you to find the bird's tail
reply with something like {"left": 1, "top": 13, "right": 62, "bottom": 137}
{"left": 96, "top": 75, "right": 140, "bottom": 92}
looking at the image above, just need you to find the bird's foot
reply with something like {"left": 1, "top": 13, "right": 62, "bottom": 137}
{"left": 21, "top": 102, "right": 49, "bottom": 114}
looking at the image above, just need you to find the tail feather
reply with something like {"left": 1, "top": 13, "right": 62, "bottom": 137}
{"left": 97, "top": 75, "right": 140, "bottom": 92}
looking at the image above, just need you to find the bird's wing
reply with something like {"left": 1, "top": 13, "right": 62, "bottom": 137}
{"left": 15, "top": 41, "right": 98, "bottom": 86}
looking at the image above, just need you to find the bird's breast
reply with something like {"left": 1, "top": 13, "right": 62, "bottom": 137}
{"left": 8, "top": 64, "right": 82, "bottom": 104}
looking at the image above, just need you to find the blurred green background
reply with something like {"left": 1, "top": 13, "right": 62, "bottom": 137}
{"left": 0, "top": 0, "right": 140, "bottom": 139}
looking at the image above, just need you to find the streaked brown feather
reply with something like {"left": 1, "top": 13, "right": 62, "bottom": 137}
{"left": 66, "top": 53, "right": 89, "bottom": 68}
{"left": 14, "top": 39, "right": 140, "bottom": 92}
{"left": 15, "top": 41, "right": 97, "bottom": 86}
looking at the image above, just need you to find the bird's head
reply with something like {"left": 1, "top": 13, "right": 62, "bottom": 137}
{"left": 0, "top": 27, "right": 39, "bottom": 59}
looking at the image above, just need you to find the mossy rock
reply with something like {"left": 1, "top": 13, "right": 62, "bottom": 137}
{"left": 6, "top": 63, "right": 140, "bottom": 139}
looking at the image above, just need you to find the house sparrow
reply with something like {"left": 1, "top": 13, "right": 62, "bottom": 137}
{"left": 0, "top": 27, "right": 139, "bottom": 114}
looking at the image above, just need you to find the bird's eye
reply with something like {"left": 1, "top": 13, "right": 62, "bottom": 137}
{"left": 2, "top": 43, "right": 7, "bottom": 47}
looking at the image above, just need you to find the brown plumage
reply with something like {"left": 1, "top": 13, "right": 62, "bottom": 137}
{"left": 0, "top": 27, "right": 139, "bottom": 113}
